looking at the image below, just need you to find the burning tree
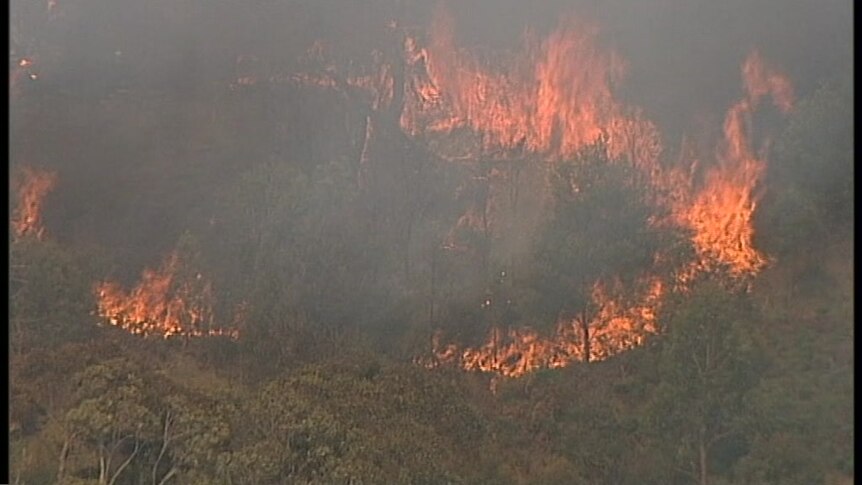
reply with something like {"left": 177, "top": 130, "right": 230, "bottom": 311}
{"left": 531, "top": 137, "right": 670, "bottom": 363}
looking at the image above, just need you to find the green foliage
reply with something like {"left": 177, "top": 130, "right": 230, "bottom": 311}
{"left": 219, "top": 361, "right": 491, "bottom": 483}
{"left": 10, "top": 239, "right": 98, "bottom": 352}
{"left": 646, "top": 282, "right": 764, "bottom": 483}
{"left": 757, "top": 79, "right": 853, "bottom": 256}
{"left": 62, "top": 359, "right": 161, "bottom": 484}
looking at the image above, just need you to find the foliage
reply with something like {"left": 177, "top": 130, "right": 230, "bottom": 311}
{"left": 756, "top": 79, "right": 853, "bottom": 256}
{"left": 10, "top": 238, "right": 98, "bottom": 353}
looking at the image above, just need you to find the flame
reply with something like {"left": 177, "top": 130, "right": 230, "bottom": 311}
{"left": 12, "top": 166, "right": 57, "bottom": 241}
{"left": 289, "top": 8, "right": 661, "bottom": 166}
{"left": 421, "top": 278, "right": 664, "bottom": 377}
{"left": 420, "top": 51, "right": 793, "bottom": 377}
{"left": 400, "top": 8, "right": 662, "bottom": 166}
{"left": 94, "top": 251, "right": 238, "bottom": 339}
{"left": 673, "top": 51, "right": 794, "bottom": 276}
{"left": 287, "top": 13, "right": 794, "bottom": 377}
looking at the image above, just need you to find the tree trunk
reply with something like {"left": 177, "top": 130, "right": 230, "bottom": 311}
{"left": 153, "top": 411, "right": 173, "bottom": 485}
{"left": 403, "top": 206, "right": 414, "bottom": 281}
{"left": 109, "top": 441, "right": 140, "bottom": 485}
{"left": 429, "top": 248, "right": 437, "bottom": 327}
{"left": 581, "top": 310, "right": 591, "bottom": 363}
{"left": 99, "top": 445, "right": 108, "bottom": 485}
{"left": 56, "top": 435, "right": 73, "bottom": 483}
{"left": 699, "top": 429, "right": 708, "bottom": 485}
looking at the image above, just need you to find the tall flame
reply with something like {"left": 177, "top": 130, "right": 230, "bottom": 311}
{"left": 674, "top": 50, "right": 794, "bottom": 276}
{"left": 12, "top": 166, "right": 57, "bottom": 241}
{"left": 419, "top": 49, "right": 793, "bottom": 377}
{"left": 269, "top": 12, "right": 795, "bottom": 377}
{"left": 94, "top": 250, "right": 238, "bottom": 339}
{"left": 401, "top": 8, "right": 662, "bottom": 166}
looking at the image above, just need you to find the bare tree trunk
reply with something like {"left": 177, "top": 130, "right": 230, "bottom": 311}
{"left": 153, "top": 411, "right": 173, "bottom": 485}
{"left": 99, "top": 445, "right": 108, "bottom": 485}
{"left": 580, "top": 310, "right": 591, "bottom": 363}
{"left": 56, "top": 434, "right": 73, "bottom": 483}
{"left": 478, "top": 162, "right": 492, "bottom": 277}
{"left": 109, "top": 441, "right": 140, "bottom": 485}
{"left": 699, "top": 428, "right": 708, "bottom": 485}
{"left": 429, "top": 248, "right": 437, "bottom": 328}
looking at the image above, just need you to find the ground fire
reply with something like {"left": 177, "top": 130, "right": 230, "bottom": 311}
{"left": 94, "top": 250, "right": 239, "bottom": 340}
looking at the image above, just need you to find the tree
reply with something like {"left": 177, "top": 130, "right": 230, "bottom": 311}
{"left": 63, "top": 359, "right": 160, "bottom": 485}
{"left": 756, "top": 78, "right": 853, "bottom": 256}
{"left": 647, "top": 281, "right": 763, "bottom": 485}
{"left": 149, "top": 393, "right": 233, "bottom": 485}
{"left": 218, "top": 375, "right": 378, "bottom": 484}
{"left": 10, "top": 238, "right": 98, "bottom": 354}
{"left": 532, "top": 137, "right": 668, "bottom": 361}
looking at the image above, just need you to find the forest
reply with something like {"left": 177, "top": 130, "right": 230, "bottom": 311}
{"left": 9, "top": 0, "right": 853, "bottom": 483}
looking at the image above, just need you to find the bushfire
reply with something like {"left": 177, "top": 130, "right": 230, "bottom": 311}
{"left": 419, "top": 278, "right": 665, "bottom": 377}
{"left": 672, "top": 50, "right": 794, "bottom": 277}
{"left": 9, "top": 167, "right": 239, "bottom": 341}
{"left": 13, "top": 7, "right": 796, "bottom": 374}
{"left": 393, "top": 14, "right": 794, "bottom": 377}
{"left": 401, "top": 7, "right": 663, "bottom": 167}
{"left": 94, "top": 250, "right": 239, "bottom": 340}
{"left": 11, "top": 166, "right": 57, "bottom": 241}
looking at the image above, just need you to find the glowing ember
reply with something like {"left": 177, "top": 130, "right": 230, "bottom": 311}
{"left": 94, "top": 251, "right": 238, "bottom": 339}
{"left": 11, "top": 166, "right": 57, "bottom": 241}
{"left": 10, "top": 57, "right": 39, "bottom": 98}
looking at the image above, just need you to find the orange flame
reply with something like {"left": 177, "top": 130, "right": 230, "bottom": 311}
{"left": 421, "top": 278, "right": 664, "bottom": 377}
{"left": 673, "top": 50, "right": 794, "bottom": 276}
{"left": 94, "top": 251, "right": 238, "bottom": 339}
{"left": 12, "top": 166, "right": 57, "bottom": 241}
{"left": 287, "top": 15, "right": 793, "bottom": 377}
{"left": 421, "top": 50, "right": 794, "bottom": 378}
{"left": 401, "top": 8, "right": 662, "bottom": 166}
